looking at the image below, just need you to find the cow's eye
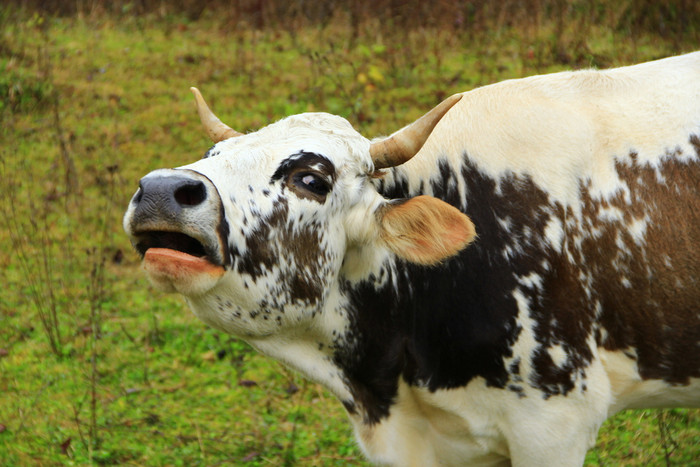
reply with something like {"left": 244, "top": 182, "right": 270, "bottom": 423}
{"left": 294, "top": 172, "right": 331, "bottom": 196}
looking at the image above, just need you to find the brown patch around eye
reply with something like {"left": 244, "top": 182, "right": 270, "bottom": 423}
{"left": 271, "top": 151, "right": 336, "bottom": 202}
{"left": 289, "top": 170, "right": 332, "bottom": 202}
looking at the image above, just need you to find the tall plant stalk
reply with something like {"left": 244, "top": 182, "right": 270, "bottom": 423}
{"left": 0, "top": 159, "right": 65, "bottom": 356}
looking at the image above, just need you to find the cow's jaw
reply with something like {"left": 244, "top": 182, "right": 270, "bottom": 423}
{"left": 180, "top": 266, "right": 359, "bottom": 404}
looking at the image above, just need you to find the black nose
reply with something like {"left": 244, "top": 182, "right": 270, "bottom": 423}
{"left": 131, "top": 174, "right": 207, "bottom": 220}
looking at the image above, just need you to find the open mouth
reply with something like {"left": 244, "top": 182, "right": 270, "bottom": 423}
{"left": 132, "top": 230, "right": 225, "bottom": 295}
{"left": 134, "top": 231, "right": 211, "bottom": 262}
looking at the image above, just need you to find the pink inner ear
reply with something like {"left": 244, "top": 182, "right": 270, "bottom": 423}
{"left": 380, "top": 196, "right": 476, "bottom": 266}
{"left": 444, "top": 221, "right": 474, "bottom": 246}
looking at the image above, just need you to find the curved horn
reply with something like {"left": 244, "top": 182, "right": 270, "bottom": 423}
{"left": 190, "top": 87, "right": 243, "bottom": 142}
{"left": 370, "top": 94, "right": 462, "bottom": 169}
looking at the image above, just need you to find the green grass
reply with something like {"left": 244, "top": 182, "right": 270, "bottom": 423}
{"left": 1, "top": 6, "right": 698, "bottom": 466}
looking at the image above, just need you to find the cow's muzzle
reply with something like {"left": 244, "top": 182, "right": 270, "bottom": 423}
{"left": 123, "top": 168, "right": 229, "bottom": 295}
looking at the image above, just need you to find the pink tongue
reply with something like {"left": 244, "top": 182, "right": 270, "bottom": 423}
{"left": 143, "top": 248, "right": 225, "bottom": 278}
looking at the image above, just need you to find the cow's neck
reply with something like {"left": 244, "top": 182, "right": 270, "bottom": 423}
{"left": 326, "top": 160, "right": 522, "bottom": 424}
{"left": 333, "top": 256, "right": 518, "bottom": 424}
{"left": 250, "top": 157, "right": 546, "bottom": 425}
{"left": 244, "top": 285, "right": 358, "bottom": 404}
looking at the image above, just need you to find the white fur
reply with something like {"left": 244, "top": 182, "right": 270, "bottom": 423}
{"left": 406, "top": 53, "right": 700, "bottom": 214}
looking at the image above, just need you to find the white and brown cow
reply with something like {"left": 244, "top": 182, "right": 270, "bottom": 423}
{"left": 124, "top": 52, "right": 700, "bottom": 466}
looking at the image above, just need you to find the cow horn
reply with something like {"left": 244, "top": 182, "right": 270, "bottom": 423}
{"left": 370, "top": 94, "right": 462, "bottom": 169}
{"left": 190, "top": 87, "right": 243, "bottom": 142}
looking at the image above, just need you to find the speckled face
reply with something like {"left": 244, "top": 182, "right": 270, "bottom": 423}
{"left": 125, "top": 111, "right": 382, "bottom": 339}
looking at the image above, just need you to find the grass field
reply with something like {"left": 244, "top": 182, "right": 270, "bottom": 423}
{"left": 1, "top": 4, "right": 698, "bottom": 465}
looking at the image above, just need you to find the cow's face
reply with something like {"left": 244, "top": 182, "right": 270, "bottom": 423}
{"left": 124, "top": 89, "right": 475, "bottom": 338}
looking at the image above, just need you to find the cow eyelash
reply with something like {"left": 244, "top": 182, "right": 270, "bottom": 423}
{"left": 293, "top": 172, "right": 331, "bottom": 196}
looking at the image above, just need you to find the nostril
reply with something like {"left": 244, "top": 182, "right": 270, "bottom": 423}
{"left": 133, "top": 187, "right": 143, "bottom": 204}
{"left": 174, "top": 181, "right": 207, "bottom": 206}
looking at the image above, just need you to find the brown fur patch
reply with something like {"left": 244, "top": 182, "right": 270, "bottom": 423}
{"left": 578, "top": 147, "right": 700, "bottom": 384}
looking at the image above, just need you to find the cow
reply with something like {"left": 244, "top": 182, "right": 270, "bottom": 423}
{"left": 123, "top": 52, "right": 700, "bottom": 466}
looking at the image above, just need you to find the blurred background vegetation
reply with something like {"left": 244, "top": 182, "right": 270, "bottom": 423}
{"left": 10, "top": 0, "right": 700, "bottom": 41}
{"left": 1, "top": 1, "right": 698, "bottom": 465}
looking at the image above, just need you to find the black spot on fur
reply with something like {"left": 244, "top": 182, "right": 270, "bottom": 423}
{"left": 203, "top": 146, "right": 220, "bottom": 159}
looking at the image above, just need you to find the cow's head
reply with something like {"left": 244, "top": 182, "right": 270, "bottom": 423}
{"left": 123, "top": 89, "right": 475, "bottom": 338}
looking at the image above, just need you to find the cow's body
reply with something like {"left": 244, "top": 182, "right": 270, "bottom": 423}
{"left": 124, "top": 52, "right": 700, "bottom": 466}
{"left": 351, "top": 53, "right": 700, "bottom": 465}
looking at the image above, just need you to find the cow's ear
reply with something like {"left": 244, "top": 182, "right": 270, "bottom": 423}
{"left": 378, "top": 196, "right": 476, "bottom": 265}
